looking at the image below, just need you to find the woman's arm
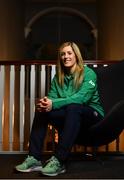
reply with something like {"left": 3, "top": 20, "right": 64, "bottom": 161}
{"left": 48, "top": 68, "right": 98, "bottom": 109}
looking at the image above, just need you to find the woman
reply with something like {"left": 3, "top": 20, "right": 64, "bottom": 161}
{"left": 15, "top": 42, "right": 104, "bottom": 176}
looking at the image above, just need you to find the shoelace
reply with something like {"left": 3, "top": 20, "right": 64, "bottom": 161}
{"left": 23, "top": 156, "right": 35, "bottom": 165}
{"left": 46, "top": 157, "right": 60, "bottom": 168}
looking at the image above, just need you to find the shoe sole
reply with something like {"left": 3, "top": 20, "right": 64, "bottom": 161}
{"left": 15, "top": 166, "right": 42, "bottom": 173}
{"left": 41, "top": 169, "right": 66, "bottom": 176}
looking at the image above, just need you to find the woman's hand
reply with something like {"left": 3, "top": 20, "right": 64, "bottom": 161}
{"left": 36, "top": 97, "right": 52, "bottom": 112}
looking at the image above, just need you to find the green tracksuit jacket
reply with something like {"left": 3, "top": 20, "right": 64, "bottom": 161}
{"left": 48, "top": 65, "right": 104, "bottom": 117}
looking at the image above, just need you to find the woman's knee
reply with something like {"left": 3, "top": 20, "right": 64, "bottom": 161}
{"left": 66, "top": 103, "right": 82, "bottom": 112}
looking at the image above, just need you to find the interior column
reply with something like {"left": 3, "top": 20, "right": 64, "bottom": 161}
{"left": 97, "top": 0, "right": 124, "bottom": 60}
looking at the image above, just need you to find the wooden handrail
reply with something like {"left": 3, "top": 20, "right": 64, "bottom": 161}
{"left": 0, "top": 60, "right": 120, "bottom": 65}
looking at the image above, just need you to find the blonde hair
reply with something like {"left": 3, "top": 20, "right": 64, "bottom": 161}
{"left": 57, "top": 42, "right": 84, "bottom": 89}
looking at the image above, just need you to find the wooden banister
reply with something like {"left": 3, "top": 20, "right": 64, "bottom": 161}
{"left": 0, "top": 59, "right": 123, "bottom": 153}
{"left": 0, "top": 59, "right": 120, "bottom": 65}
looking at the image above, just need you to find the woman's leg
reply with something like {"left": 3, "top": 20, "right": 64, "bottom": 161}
{"left": 29, "top": 108, "right": 66, "bottom": 161}
{"left": 29, "top": 111, "right": 49, "bottom": 160}
{"left": 54, "top": 104, "right": 102, "bottom": 163}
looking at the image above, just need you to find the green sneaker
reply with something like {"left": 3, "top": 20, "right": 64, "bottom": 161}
{"left": 15, "top": 155, "right": 42, "bottom": 172}
{"left": 41, "top": 156, "right": 66, "bottom": 176}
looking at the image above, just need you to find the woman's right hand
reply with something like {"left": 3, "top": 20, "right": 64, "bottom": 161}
{"left": 36, "top": 97, "right": 52, "bottom": 112}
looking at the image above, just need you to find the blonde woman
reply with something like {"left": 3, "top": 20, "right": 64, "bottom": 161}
{"left": 15, "top": 42, "right": 104, "bottom": 176}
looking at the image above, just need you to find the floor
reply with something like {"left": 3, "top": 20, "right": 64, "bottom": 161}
{"left": 0, "top": 153, "right": 124, "bottom": 179}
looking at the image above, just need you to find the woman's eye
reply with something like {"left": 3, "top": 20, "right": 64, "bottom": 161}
{"left": 60, "top": 51, "right": 72, "bottom": 57}
{"left": 60, "top": 52, "right": 65, "bottom": 56}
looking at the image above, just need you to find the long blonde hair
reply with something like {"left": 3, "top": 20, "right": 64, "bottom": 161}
{"left": 57, "top": 42, "right": 84, "bottom": 89}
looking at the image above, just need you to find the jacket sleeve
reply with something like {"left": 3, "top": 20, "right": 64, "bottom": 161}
{"left": 48, "top": 68, "right": 98, "bottom": 109}
{"left": 47, "top": 75, "right": 59, "bottom": 99}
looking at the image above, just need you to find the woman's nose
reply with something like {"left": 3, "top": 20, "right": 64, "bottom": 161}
{"left": 64, "top": 53, "right": 68, "bottom": 58}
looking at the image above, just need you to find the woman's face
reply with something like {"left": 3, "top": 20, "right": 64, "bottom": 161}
{"left": 60, "top": 45, "right": 77, "bottom": 71}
